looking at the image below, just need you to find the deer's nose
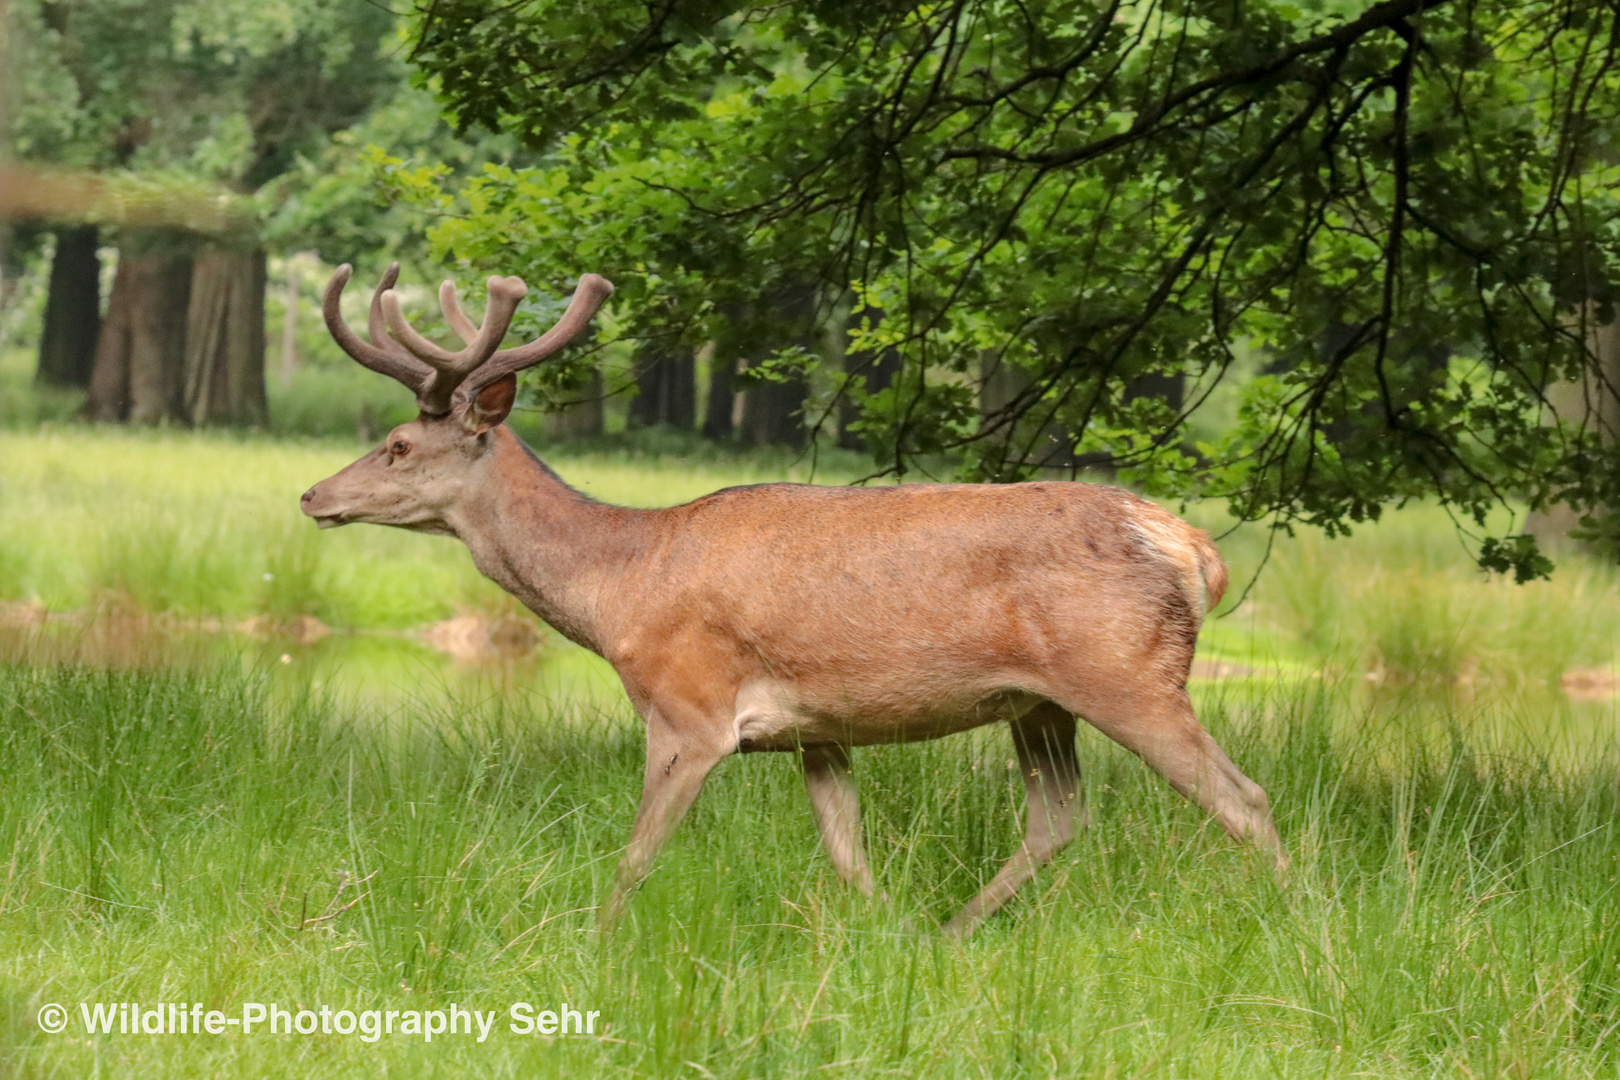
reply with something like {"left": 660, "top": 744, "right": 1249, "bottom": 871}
{"left": 301, "top": 487, "right": 318, "bottom": 505}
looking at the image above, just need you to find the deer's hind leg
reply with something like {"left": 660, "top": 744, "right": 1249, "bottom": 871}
{"left": 942, "top": 701, "right": 1083, "bottom": 940}
{"left": 1062, "top": 680, "right": 1286, "bottom": 874}
{"left": 802, "top": 743, "right": 877, "bottom": 895}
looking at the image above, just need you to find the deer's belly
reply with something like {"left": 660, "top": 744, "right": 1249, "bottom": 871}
{"left": 730, "top": 679, "right": 1040, "bottom": 752}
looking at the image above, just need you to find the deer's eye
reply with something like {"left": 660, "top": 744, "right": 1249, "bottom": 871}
{"left": 391, "top": 440, "right": 411, "bottom": 458}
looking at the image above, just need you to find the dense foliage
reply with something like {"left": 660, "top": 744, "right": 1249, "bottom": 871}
{"left": 9, "top": 0, "right": 396, "bottom": 191}
{"left": 396, "top": 0, "right": 1620, "bottom": 578}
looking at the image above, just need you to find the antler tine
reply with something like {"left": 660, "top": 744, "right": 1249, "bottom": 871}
{"left": 379, "top": 275, "right": 529, "bottom": 414}
{"left": 439, "top": 280, "right": 480, "bottom": 345}
{"left": 380, "top": 290, "right": 463, "bottom": 366}
{"left": 366, "top": 262, "right": 404, "bottom": 354}
{"left": 323, "top": 264, "right": 432, "bottom": 392}
{"left": 455, "top": 274, "right": 615, "bottom": 407}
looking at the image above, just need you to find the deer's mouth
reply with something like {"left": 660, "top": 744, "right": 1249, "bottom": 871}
{"left": 301, "top": 484, "right": 352, "bottom": 528}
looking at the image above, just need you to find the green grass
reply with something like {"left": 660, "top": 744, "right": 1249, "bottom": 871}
{"left": 0, "top": 663, "right": 1616, "bottom": 1077}
{"left": 1207, "top": 512, "right": 1620, "bottom": 687}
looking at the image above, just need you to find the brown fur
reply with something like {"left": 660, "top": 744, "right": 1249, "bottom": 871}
{"left": 301, "top": 269, "right": 1284, "bottom": 937}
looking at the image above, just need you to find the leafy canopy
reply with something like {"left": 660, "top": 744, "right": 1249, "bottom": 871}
{"left": 400, "top": 0, "right": 1620, "bottom": 580}
{"left": 8, "top": 0, "right": 397, "bottom": 195}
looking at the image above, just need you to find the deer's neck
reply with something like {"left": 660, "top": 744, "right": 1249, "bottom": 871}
{"left": 445, "top": 428, "right": 655, "bottom": 655}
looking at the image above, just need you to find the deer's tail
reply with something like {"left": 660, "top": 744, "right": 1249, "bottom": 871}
{"left": 1123, "top": 498, "right": 1228, "bottom": 618}
{"left": 1191, "top": 527, "right": 1228, "bottom": 612}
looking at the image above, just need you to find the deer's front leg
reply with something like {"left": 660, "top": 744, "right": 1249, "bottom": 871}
{"left": 598, "top": 707, "right": 732, "bottom": 932}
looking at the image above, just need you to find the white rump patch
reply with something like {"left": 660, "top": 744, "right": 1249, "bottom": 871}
{"left": 1123, "top": 501, "right": 1206, "bottom": 614}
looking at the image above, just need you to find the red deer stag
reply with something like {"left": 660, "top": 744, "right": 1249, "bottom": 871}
{"left": 300, "top": 265, "right": 1288, "bottom": 937}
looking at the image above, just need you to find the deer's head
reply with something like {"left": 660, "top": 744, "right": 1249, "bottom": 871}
{"left": 299, "top": 263, "right": 613, "bottom": 534}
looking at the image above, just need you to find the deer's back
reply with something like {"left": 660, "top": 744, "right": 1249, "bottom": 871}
{"left": 660, "top": 480, "right": 1191, "bottom": 604}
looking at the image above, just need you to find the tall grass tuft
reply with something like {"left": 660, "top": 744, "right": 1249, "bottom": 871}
{"left": 2, "top": 659, "right": 1618, "bottom": 1077}
{"left": 1234, "top": 517, "right": 1620, "bottom": 686}
{"left": 257, "top": 520, "right": 329, "bottom": 622}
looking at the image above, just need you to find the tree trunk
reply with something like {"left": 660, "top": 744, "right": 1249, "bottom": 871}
{"left": 978, "top": 350, "right": 1074, "bottom": 473}
{"left": 740, "top": 374, "right": 808, "bottom": 447}
{"left": 36, "top": 225, "right": 101, "bottom": 387}
{"left": 280, "top": 256, "right": 299, "bottom": 388}
{"left": 183, "top": 245, "right": 268, "bottom": 427}
{"left": 85, "top": 244, "right": 192, "bottom": 423}
{"left": 1123, "top": 370, "right": 1185, "bottom": 413}
{"left": 0, "top": 225, "right": 21, "bottom": 310}
{"left": 702, "top": 349, "right": 736, "bottom": 439}
{"left": 1527, "top": 315, "right": 1620, "bottom": 551}
{"left": 837, "top": 307, "right": 902, "bottom": 451}
{"left": 978, "top": 348, "right": 1024, "bottom": 419}
{"left": 738, "top": 284, "right": 816, "bottom": 448}
{"left": 628, "top": 344, "right": 696, "bottom": 429}
{"left": 543, "top": 367, "right": 604, "bottom": 438}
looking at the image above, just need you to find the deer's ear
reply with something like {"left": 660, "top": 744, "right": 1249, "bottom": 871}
{"left": 463, "top": 374, "right": 517, "bottom": 435}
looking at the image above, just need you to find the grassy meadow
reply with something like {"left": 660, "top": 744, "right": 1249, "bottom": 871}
{"left": 2, "top": 391, "right": 1620, "bottom": 1075}
{"left": 2, "top": 661, "right": 1619, "bottom": 1079}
